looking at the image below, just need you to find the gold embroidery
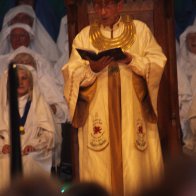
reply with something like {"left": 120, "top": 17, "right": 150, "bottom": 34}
{"left": 135, "top": 119, "right": 147, "bottom": 151}
{"left": 88, "top": 112, "right": 109, "bottom": 151}
{"left": 72, "top": 80, "right": 97, "bottom": 128}
{"left": 67, "top": 67, "right": 80, "bottom": 110}
{"left": 145, "top": 57, "right": 151, "bottom": 83}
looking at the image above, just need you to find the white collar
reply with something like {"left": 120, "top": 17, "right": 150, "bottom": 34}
{"left": 101, "top": 16, "right": 121, "bottom": 31}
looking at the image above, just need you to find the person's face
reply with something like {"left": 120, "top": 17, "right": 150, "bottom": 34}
{"left": 10, "top": 28, "right": 30, "bottom": 49}
{"left": 93, "top": 0, "right": 122, "bottom": 27}
{"left": 17, "top": 69, "right": 31, "bottom": 97}
{"left": 186, "top": 32, "right": 196, "bottom": 54}
{"left": 9, "top": 13, "right": 34, "bottom": 27}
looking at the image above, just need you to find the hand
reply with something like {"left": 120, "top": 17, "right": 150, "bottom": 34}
{"left": 2, "top": 144, "right": 10, "bottom": 154}
{"left": 50, "top": 104, "right": 57, "bottom": 114}
{"left": 117, "top": 52, "right": 132, "bottom": 65}
{"left": 88, "top": 56, "right": 114, "bottom": 73}
{"left": 23, "top": 145, "right": 35, "bottom": 155}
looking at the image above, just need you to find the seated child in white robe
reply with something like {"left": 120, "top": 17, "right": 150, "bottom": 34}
{"left": 0, "top": 64, "right": 55, "bottom": 191}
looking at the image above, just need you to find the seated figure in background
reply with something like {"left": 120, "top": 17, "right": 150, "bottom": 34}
{"left": 13, "top": 50, "right": 69, "bottom": 170}
{"left": 0, "top": 0, "right": 68, "bottom": 176}
{"left": 0, "top": 64, "right": 55, "bottom": 191}
{"left": 0, "top": 4, "right": 60, "bottom": 64}
{"left": 0, "top": 22, "right": 69, "bottom": 125}
{"left": 177, "top": 25, "right": 196, "bottom": 154}
{"left": 0, "top": 23, "right": 55, "bottom": 80}
{"left": 0, "top": 46, "right": 69, "bottom": 173}
{"left": 0, "top": 45, "right": 69, "bottom": 124}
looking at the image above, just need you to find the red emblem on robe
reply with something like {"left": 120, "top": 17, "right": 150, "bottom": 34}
{"left": 93, "top": 126, "right": 102, "bottom": 134}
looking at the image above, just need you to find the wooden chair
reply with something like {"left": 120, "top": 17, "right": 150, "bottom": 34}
{"left": 64, "top": 0, "right": 182, "bottom": 181}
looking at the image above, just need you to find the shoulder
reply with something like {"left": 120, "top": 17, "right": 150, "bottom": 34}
{"left": 73, "top": 25, "right": 91, "bottom": 47}
{"left": 76, "top": 25, "right": 91, "bottom": 38}
{"left": 133, "top": 19, "right": 151, "bottom": 33}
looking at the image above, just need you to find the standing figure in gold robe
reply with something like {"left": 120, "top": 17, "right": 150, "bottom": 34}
{"left": 62, "top": 0, "right": 167, "bottom": 195}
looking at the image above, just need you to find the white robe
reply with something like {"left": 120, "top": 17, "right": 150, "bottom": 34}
{"left": 0, "top": 46, "right": 70, "bottom": 167}
{"left": 0, "top": 46, "right": 69, "bottom": 124}
{"left": 55, "top": 15, "right": 69, "bottom": 92}
{"left": 63, "top": 18, "right": 166, "bottom": 195}
{"left": 0, "top": 65, "right": 55, "bottom": 191}
{"left": 177, "top": 25, "right": 196, "bottom": 153}
{"left": 0, "top": 5, "right": 60, "bottom": 64}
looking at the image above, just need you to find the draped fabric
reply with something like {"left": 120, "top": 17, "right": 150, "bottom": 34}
{"left": 0, "top": 46, "right": 69, "bottom": 168}
{"left": 54, "top": 15, "right": 69, "bottom": 92}
{"left": 0, "top": 65, "right": 55, "bottom": 191}
{"left": 57, "top": 15, "right": 69, "bottom": 56}
{"left": 107, "top": 63, "right": 123, "bottom": 196}
{"left": 178, "top": 25, "right": 196, "bottom": 153}
{"left": 0, "top": 5, "right": 60, "bottom": 64}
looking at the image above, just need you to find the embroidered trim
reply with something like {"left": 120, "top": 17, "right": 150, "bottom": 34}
{"left": 68, "top": 67, "right": 81, "bottom": 110}
{"left": 19, "top": 98, "right": 31, "bottom": 135}
{"left": 145, "top": 58, "right": 151, "bottom": 83}
{"left": 135, "top": 119, "right": 147, "bottom": 151}
{"left": 88, "top": 112, "right": 109, "bottom": 151}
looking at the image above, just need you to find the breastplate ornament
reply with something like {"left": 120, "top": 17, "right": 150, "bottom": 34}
{"left": 89, "top": 15, "right": 136, "bottom": 51}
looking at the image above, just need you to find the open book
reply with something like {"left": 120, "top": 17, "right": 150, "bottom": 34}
{"left": 76, "top": 47, "right": 127, "bottom": 61}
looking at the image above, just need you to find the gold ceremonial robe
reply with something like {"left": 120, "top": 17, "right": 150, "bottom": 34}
{"left": 63, "top": 18, "right": 167, "bottom": 195}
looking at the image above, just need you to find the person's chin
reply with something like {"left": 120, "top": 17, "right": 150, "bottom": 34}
{"left": 13, "top": 45, "right": 21, "bottom": 50}
{"left": 101, "top": 20, "right": 111, "bottom": 27}
{"left": 100, "top": 18, "right": 108, "bottom": 24}
{"left": 17, "top": 90, "right": 26, "bottom": 97}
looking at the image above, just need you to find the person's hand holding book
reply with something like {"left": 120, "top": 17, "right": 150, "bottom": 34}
{"left": 88, "top": 56, "right": 114, "bottom": 73}
{"left": 76, "top": 47, "right": 132, "bottom": 72}
{"left": 117, "top": 52, "right": 132, "bottom": 65}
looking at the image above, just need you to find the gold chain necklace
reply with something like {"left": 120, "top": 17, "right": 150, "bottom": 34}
{"left": 89, "top": 15, "right": 136, "bottom": 51}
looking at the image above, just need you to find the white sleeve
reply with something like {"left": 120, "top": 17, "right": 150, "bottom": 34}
{"left": 126, "top": 22, "right": 167, "bottom": 114}
{"left": 26, "top": 128, "right": 54, "bottom": 151}
{"left": 62, "top": 31, "right": 97, "bottom": 120}
{"left": 189, "top": 118, "right": 196, "bottom": 135}
{"left": 128, "top": 23, "right": 166, "bottom": 80}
